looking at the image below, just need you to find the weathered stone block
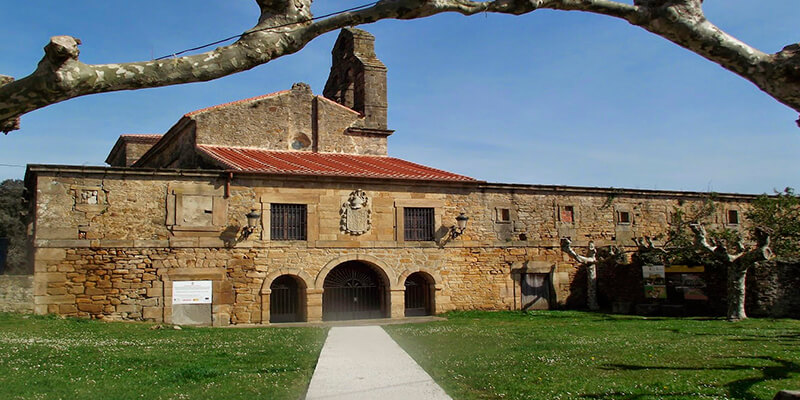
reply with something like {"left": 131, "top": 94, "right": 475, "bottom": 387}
{"left": 77, "top": 303, "right": 103, "bottom": 313}
{"left": 142, "top": 306, "right": 162, "bottom": 321}
{"left": 117, "top": 304, "right": 137, "bottom": 313}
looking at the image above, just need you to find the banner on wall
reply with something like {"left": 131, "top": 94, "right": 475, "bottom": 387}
{"left": 642, "top": 265, "right": 667, "bottom": 299}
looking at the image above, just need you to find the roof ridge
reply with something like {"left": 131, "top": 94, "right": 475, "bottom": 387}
{"left": 184, "top": 89, "right": 291, "bottom": 117}
{"left": 194, "top": 146, "right": 476, "bottom": 182}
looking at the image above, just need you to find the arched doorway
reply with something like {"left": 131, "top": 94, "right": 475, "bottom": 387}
{"left": 404, "top": 272, "right": 434, "bottom": 316}
{"left": 323, "top": 261, "right": 387, "bottom": 321}
{"left": 270, "top": 275, "right": 304, "bottom": 323}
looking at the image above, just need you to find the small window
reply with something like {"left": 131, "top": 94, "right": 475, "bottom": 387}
{"left": 560, "top": 206, "right": 574, "bottom": 224}
{"left": 271, "top": 204, "right": 307, "bottom": 240}
{"left": 498, "top": 208, "right": 511, "bottom": 222}
{"left": 618, "top": 211, "right": 631, "bottom": 225}
{"left": 727, "top": 210, "right": 739, "bottom": 225}
{"left": 404, "top": 207, "right": 435, "bottom": 241}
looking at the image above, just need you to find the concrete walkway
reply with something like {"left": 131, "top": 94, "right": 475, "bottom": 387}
{"left": 305, "top": 326, "right": 452, "bottom": 400}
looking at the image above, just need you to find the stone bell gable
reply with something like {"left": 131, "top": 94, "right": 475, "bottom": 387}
{"left": 323, "top": 27, "right": 390, "bottom": 134}
{"left": 112, "top": 29, "right": 394, "bottom": 169}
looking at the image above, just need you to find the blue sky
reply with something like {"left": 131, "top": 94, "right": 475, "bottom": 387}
{"left": 1, "top": 1, "right": 798, "bottom": 194}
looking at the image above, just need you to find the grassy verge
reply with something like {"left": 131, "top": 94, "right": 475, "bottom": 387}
{"left": 0, "top": 313, "right": 326, "bottom": 399}
{"left": 385, "top": 311, "right": 800, "bottom": 400}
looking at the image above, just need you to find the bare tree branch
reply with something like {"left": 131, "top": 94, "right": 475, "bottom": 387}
{"left": 561, "top": 237, "right": 597, "bottom": 264}
{"left": 689, "top": 223, "right": 775, "bottom": 320}
{"left": 3, "top": 0, "right": 800, "bottom": 132}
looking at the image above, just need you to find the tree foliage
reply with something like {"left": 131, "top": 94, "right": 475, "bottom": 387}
{"left": 0, "top": 179, "right": 28, "bottom": 273}
{"left": 664, "top": 196, "right": 732, "bottom": 266}
{"left": 746, "top": 188, "right": 800, "bottom": 259}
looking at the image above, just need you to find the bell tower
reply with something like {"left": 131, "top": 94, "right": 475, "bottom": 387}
{"left": 323, "top": 28, "right": 388, "bottom": 132}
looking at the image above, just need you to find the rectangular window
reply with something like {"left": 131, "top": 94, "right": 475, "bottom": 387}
{"left": 271, "top": 204, "right": 307, "bottom": 240}
{"left": 618, "top": 211, "right": 631, "bottom": 225}
{"left": 404, "top": 207, "right": 435, "bottom": 241}
{"left": 560, "top": 206, "right": 574, "bottom": 224}
{"left": 727, "top": 210, "right": 739, "bottom": 225}
{"left": 498, "top": 208, "right": 511, "bottom": 222}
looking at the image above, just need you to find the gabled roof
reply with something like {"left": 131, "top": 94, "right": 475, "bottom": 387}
{"left": 106, "top": 134, "right": 164, "bottom": 166}
{"left": 117, "top": 134, "right": 162, "bottom": 143}
{"left": 197, "top": 145, "right": 478, "bottom": 182}
{"left": 184, "top": 90, "right": 291, "bottom": 117}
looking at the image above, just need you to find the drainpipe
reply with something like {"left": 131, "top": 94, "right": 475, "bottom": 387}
{"left": 225, "top": 172, "right": 233, "bottom": 198}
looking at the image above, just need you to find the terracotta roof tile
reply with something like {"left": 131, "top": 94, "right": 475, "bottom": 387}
{"left": 196, "top": 146, "right": 477, "bottom": 182}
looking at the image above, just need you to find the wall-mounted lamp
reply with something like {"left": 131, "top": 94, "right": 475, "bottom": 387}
{"left": 450, "top": 212, "right": 469, "bottom": 239}
{"left": 242, "top": 209, "right": 261, "bottom": 239}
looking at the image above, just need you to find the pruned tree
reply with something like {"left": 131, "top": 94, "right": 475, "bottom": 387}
{"left": 632, "top": 236, "right": 668, "bottom": 266}
{"left": 746, "top": 188, "right": 800, "bottom": 260}
{"left": 561, "top": 237, "right": 600, "bottom": 310}
{"left": 689, "top": 223, "right": 773, "bottom": 321}
{"left": 5, "top": 0, "right": 800, "bottom": 133}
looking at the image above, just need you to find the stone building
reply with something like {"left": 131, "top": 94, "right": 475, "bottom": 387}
{"left": 24, "top": 28, "right": 759, "bottom": 325}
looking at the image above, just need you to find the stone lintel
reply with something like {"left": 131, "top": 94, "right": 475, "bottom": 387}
{"left": 163, "top": 268, "right": 226, "bottom": 281}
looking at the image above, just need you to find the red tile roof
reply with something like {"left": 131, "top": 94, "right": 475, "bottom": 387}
{"left": 197, "top": 146, "right": 477, "bottom": 182}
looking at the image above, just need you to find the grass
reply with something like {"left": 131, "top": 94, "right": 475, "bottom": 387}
{"left": 0, "top": 313, "right": 327, "bottom": 399}
{"left": 385, "top": 311, "right": 800, "bottom": 400}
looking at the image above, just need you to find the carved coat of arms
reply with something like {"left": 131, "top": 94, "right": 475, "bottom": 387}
{"left": 340, "top": 189, "right": 371, "bottom": 235}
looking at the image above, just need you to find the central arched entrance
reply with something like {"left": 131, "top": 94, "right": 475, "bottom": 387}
{"left": 323, "top": 261, "right": 387, "bottom": 321}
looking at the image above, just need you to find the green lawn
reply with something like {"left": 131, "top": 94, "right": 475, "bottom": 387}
{"left": 385, "top": 311, "right": 800, "bottom": 400}
{"left": 0, "top": 313, "right": 326, "bottom": 400}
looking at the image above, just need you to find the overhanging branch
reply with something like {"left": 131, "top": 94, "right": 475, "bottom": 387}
{"left": 3, "top": 0, "right": 800, "bottom": 133}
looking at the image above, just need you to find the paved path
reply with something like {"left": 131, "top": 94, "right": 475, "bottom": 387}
{"left": 305, "top": 326, "right": 452, "bottom": 400}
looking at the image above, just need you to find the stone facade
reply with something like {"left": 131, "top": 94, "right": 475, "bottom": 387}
{"left": 0, "top": 275, "right": 33, "bottom": 313}
{"left": 25, "top": 166, "right": 757, "bottom": 324}
{"left": 21, "top": 27, "right": 774, "bottom": 325}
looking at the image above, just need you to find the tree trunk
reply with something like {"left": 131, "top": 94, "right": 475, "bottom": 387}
{"left": 727, "top": 263, "right": 748, "bottom": 321}
{"left": 587, "top": 264, "right": 599, "bottom": 311}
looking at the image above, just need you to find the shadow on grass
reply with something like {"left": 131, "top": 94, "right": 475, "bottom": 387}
{"left": 598, "top": 356, "right": 799, "bottom": 399}
{"left": 728, "top": 332, "right": 800, "bottom": 344}
{"left": 580, "top": 391, "right": 714, "bottom": 399}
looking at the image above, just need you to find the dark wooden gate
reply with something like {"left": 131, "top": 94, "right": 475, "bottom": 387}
{"left": 270, "top": 275, "right": 301, "bottom": 323}
{"left": 521, "top": 273, "right": 550, "bottom": 310}
{"left": 404, "top": 273, "right": 431, "bottom": 316}
{"left": 323, "top": 262, "right": 385, "bottom": 321}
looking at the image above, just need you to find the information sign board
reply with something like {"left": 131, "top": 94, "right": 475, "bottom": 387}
{"left": 172, "top": 280, "right": 213, "bottom": 304}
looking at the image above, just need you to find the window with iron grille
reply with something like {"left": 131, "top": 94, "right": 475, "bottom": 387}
{"left": 404, "top": 207, "right": 435, "bottom": 241}
{"left": 271, "top": 204, "right": 307, "bottom": 240}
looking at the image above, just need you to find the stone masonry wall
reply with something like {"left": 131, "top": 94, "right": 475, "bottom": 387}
{"left": 30, "top": 169, "right": 758, "bottom": 323}
{"left": 0, "top": 275, "right": 33, "bottom": 313}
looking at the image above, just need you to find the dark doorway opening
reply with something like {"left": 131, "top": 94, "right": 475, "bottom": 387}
{"left": 323, "top": 261, "right": 386, "bottom": 321}
{"left": 270, "top": 275, "right": 303, "bottom": 323}
{"left": 521, "top": 273, "right": 551, "bottom": 310}
{"left": 404, "top": 272, "right": 434, "bottom": 316}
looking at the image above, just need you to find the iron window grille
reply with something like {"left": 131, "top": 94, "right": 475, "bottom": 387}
{"left": 271, "top": 203, "right": 307, "bottom": 240}
{"left": 404, "top": 207, "right": 435, "bottom": 241}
